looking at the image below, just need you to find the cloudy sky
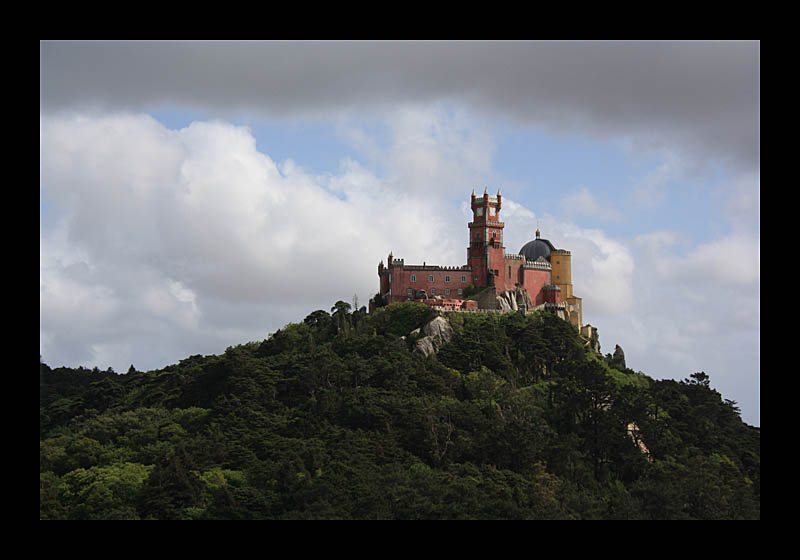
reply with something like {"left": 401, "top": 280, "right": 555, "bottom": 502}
{"left": 40, "top": 40, "right": 760, "bottom": 425}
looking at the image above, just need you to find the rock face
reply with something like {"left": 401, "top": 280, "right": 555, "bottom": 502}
{"left": 413, "top": 315, "right": 454, "bottom": 357}
{"left": 494, "top": 287, "right": 532, "bottom": 312}
{"left": 496, "top": 294, "right": 512, "bottom": 312}
{"left": 613, "top": 344, "right": 626, "bottom": 369}
{"left": 627, "top": 422, "right": 652, "bottom": 461}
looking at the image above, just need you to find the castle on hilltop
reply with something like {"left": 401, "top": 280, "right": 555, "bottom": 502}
{"left": 371, "top": 189, "right": 584, "bottom": 330}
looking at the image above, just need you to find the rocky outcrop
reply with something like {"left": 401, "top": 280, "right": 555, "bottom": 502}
{"left": 496, "top": 293, "right": 512, "bottom": 312}
{"left": 627, "top": 422, "right": 652, "bottom": 462}
{"left": 495, "top": 287, "right": 533, "bottom": 312}
{"left": 413, "top": 315, "right": 454, "bottom": 357}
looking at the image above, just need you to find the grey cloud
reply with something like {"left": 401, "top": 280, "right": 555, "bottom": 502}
{"left": 41, "top": 40, "right": 759, "bottom": 171}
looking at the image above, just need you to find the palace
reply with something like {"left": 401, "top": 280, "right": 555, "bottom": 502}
{"left": 371, "top": 189, "right": 584, "bottom": 329}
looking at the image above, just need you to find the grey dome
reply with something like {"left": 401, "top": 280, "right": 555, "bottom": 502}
{"left": 519, "top": 233, "right": 556, "bottom": 262}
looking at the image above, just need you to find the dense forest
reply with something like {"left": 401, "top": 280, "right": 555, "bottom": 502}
{"left": 40, "top": 302, "right": 760, "bottom": 520}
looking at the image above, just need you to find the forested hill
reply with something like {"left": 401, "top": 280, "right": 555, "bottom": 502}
{"left": 40, "top": 302, "right": 760, "bottom": 520}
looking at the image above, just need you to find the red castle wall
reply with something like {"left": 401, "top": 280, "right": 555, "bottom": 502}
{"left": 386, "top": 266, "right": 472, "bottom": 303}
{"left": 522, "top": 267, "right": 550, "bottom": 306}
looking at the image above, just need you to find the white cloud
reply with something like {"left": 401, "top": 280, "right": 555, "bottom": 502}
{"left": 630, "top": 151, "right": 683, "bottom": 209}
{"left": 602, "top": 226, "right": 761, "bottom": 423}
{"left": 40, "top": 108, "right": 498, "bottom": 372}
{"left": 560, "top": 187, "right": 622, "bottom": 222}
{"left": 544, "top": 221, "right": 636, "bottom": 317}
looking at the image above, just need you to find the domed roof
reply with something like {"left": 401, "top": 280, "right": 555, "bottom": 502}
{"left": 519, "top": 230, "right": 556, "bottom": 262}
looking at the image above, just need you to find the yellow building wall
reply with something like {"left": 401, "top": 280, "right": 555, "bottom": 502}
{"left": 551, "top": 250, "right": 572, "bottom": 299}
{"left": 551, "top": 250, "right": 582, "bottom": 328}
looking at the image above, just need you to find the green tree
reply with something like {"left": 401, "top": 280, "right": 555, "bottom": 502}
{"left": 138, "top": 446, "right": 205, "bottom": 520}
{"left": 59, "top": 462, "right": 153, "bottom": 520}
{"left": 304, "top": 309, "right": 331, "bottom": 329}
{"left": 331, "top": 300, "right": 353, "bottom": 336}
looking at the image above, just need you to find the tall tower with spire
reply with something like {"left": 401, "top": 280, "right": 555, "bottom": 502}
{"left": 467, "top": 188, "right": 506, "bottom": 288}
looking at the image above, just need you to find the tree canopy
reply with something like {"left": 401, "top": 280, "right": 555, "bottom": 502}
{"left": 40, "top": 303, "right": 759, "bottom": 519}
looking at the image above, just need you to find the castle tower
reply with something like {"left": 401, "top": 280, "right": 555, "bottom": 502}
{"left": 467, "top": 188, "right": 506, "bottom": 288}
{"left": 550, "top": 247, "right": 582, "bottom": 328}
{"left": 550, "top": 248, "right": 572, "bottom": 299}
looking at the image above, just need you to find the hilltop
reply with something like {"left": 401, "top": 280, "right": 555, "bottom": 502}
{"left": 40, "top": 302, "right": 760, "bottom": 520}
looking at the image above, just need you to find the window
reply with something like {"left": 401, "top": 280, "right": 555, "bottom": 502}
{"left": 410, "top": 274, "right": 416, "bottom": 282}
{"left": 461, "top": 275, "right": 466, "bottom": 282}
{"left": 508, "top": 266, "right": 511, "bottom": 277}
{"left": 445, "top": 275, "right": 451, "bottom": 282}
{"left": 445, "top": 288, "right": 450, "bottom": 296}
{"left": 431, "top": 288, "right": 436, "bottom": 295}
{"left": 458, "top": 288, "right": 463, "bottom": 296}
{"left": 407, "top": 288, "right": 413, "bottom": 296}
{"left": 429, "top": 274, "right": 434, "bottom": 282}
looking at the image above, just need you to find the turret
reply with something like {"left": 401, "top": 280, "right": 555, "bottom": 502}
{"left": 467, "top": 189, "right": 505, "bottom": 288}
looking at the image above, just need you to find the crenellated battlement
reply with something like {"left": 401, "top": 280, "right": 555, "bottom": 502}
{"left": 523, "top": 258, "right": 551, "bottom": 270}
{"left": 401, "top": 265, "right": 471, "bottom": 271}
{"left": 387, "top": 259, "right": 471, "bottom": 272}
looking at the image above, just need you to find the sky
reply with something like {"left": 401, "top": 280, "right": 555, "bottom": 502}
{"left": 40, "top": 40, "right": 760, "bottom": 426}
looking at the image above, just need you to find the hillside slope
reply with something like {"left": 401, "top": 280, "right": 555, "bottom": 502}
{"left": 40, "top": 302, "right": 760, "bottom": 520}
